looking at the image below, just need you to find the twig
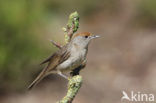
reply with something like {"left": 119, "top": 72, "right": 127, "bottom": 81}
{"left": 50, "top": 40, "right": 62, "bottom": 49}
{"left": 64, "top": 11, "right": 79, "bottom": 43}
{"left": 51, "top": 11, "right": 79, "bottom": 49}
{"left": 66, "top": 21, "right": 75, "bottom": 42}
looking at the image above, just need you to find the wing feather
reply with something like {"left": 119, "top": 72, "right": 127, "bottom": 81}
{"left": 28, "top": 45, "right": 70, "bottom": 89}
{"left": 40, "top": 55, "right": 54, "bottom": 65}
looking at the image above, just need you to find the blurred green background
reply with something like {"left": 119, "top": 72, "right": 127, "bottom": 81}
{"left": 0, "top": 0, "right": 156, "bottom": 103}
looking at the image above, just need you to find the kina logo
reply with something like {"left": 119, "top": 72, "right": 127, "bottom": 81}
{"left": 121, "top": 91, "right": 154, "bottom": 102}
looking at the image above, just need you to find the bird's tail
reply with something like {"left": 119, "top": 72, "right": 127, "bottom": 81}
{"left": 28, "top": 67, "right": 47, "bottom": 90}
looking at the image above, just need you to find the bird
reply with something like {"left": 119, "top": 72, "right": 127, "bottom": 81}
{"left": 28, "top": 32, "right": 99, "bottom": 90}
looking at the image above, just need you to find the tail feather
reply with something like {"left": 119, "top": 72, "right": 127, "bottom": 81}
{"left": 28, "top": 68, "right": 47, "bottom": 90}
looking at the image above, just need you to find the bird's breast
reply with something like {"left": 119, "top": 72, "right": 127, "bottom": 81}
{"left": 57, "top": 49, "right": 87, "bottom": 72}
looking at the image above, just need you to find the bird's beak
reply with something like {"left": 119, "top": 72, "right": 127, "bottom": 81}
{"left": 91, "top": 35, "right": 100, "bottom": 39}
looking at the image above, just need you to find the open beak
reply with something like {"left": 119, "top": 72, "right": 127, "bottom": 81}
{"left": 91, "top": 35, "right": 100, "bottom": 39}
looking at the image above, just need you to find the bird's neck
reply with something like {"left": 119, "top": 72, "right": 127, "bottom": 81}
{"left": 72, "top": 42, "right": 88, "bottom": 51}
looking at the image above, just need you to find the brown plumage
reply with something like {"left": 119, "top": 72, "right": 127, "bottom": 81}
{"left": 72, "top": 32, "right": 92, "bottom": 39}
{"left": 28, "top": 45, "right": 70, "bottom": 90}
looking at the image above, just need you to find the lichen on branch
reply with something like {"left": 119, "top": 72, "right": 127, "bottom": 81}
{"left": 63, "top": 11, "right": 79, "bottom": 43}
{"left": 51, "top": 11, "right": 79, "bottom": 48}
{"left": 56, "top": 11, "right": 82, "bottom": 103}
{"left": 57, "top": 76, "right": 82, "bottom": 103}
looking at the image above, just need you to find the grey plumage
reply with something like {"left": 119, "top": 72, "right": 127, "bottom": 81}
{"left": 28, "top": 32, "right": 99, "bottom": 90}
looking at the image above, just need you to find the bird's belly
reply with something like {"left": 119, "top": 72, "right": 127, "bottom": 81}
{"left": 56, "top": 56, "right": 84, "bottom": 72}
{"left": 56, "top": 48, "right": 87, "bottom": 72}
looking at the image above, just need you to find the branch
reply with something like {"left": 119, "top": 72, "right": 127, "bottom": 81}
{"left": 57, "top": 12, "right": 81, "bottom": 103}
{"left": 50, "top": 40, "right": 62, "bottom": 49}
{"left": 57, "top": 75, "right": 82, "bottom": 103}
{"left": 64, "top": 11, "right": 79, "bottom": 43}
{"left": 51, "top": 11, "right": 79, "bottom": 49}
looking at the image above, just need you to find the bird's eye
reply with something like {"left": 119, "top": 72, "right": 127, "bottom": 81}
{"left": 85, "top": 36, "right": 88, "bottom": 38}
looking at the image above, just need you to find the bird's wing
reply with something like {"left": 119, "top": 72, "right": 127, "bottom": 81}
{"left": 40, "top": 45, "right": 70, "bottom": 65}
{"left": 46, "top": 46, "right": 70, "bottom": 72}
{"left": 28, "top": 45, "right": 70, "bottom": 90}
{"left": 28, "top": 52, "right": 61, "bottom": 90}
{"left": 40, "top": 55, "right": 53, "bottom": 65}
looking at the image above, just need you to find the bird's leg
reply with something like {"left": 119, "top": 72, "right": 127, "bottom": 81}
{"left": 57, "top": 70, "right": 68, "bottom": 79}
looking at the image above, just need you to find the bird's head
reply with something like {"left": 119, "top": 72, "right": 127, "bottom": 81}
{"left": 71, "top": 32, "right": 100, "bottom": 48}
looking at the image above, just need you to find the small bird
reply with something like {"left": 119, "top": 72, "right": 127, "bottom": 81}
{"left": 28, "top": 32, "right": 99, "bottom": 90}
